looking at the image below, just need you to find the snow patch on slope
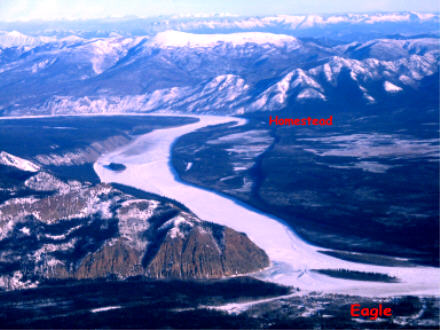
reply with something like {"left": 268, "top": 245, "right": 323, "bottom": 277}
{"left": 0, "top": 151, "right": 40, "bottom": 172}
{"left": 24, "top": 172, "right": 70, "bottom": 192}
{"left": 159, "top": 213, "right": 197, "bottom": 239}
{"left": 297, "top": 88, "right": 326, "bottom": 101}
{"left": 384, "top": 81, "right": 403, "bottom": 93}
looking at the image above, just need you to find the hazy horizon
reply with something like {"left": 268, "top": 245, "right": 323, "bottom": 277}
{"left": 0, "top": 0, "right": 439, "bottom": 22}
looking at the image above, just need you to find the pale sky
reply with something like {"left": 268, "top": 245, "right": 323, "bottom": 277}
{"left": 0, "top": 0, "right": 438, "bottom": 22}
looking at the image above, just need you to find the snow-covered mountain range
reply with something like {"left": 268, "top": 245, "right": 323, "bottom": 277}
{"left": 1, "top": 12, "right": 438, "bottom": 39}
{"left": 0, "top": 13, "right": 438, "bottom": 116}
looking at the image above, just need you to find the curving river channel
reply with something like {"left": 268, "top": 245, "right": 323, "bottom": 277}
{"left": 94, "top": 114, "right": 439, "bottom": 297}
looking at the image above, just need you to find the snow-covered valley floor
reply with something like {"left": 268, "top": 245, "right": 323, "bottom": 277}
{"left": 94, "top": 114, "right": 440, "bottom": 297}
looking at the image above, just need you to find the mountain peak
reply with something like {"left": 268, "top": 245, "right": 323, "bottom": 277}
{"left": 0, "top": 31, "right": 54, "bottom": 48}
{"left": 148, "top": 30, "right": 299, "bottom": 48}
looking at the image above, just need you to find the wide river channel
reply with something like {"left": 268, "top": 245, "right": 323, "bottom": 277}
{"left": 94, "top": 114, "right": 439, "bottom": 297}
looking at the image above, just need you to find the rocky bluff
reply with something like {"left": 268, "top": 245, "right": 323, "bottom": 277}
{"left": 0, "top": 157, "right": 269, "bottom": 290}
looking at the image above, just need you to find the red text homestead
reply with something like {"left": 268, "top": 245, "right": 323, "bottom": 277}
{"left": 269, "top": 115, "right": 333, "bottom": 126}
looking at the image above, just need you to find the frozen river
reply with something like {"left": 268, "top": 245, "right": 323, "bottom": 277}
{"left": 94, "top": 114, "right": 439, "bottom": 297}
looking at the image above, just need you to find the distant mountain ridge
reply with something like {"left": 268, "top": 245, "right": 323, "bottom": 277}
{"left": 0, "top": 11, "right": 438, "bottom": 39}
{"left": 0, "top": 15, "right": 438, "bottom": 116}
